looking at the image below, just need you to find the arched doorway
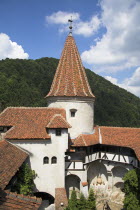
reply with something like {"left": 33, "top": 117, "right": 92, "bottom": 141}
{"left": 65, "top": 174, "right": 81, "bottom": 198}
{"left": 87, "top": 161, "right": 108, "bottom": 187}
{"left": 112, "top": 166, "right": 128, "bottom": 191}
{"left": 34, "top": 192, "right": 54, "bottom": 210}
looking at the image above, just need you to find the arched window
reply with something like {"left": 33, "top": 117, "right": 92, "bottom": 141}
{"left": 51, "top": 156, "right": 57, "bottom": 164}
{"left": 43, "top": 156, "right": 49, "bottom": 164}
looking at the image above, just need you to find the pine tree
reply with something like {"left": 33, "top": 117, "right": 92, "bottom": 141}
{"left": 87, "top": 188, "right": 96, "bottom": 210}
{"left": 77, "top": 193, "right": 87, "bottom": 210}
{"left": 67, "top": 190, "right": 78, "bottom": 210}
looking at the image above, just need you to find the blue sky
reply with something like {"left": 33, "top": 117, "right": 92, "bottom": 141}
{"left": 0, "top": 0, "right": 140, "bottom": 97}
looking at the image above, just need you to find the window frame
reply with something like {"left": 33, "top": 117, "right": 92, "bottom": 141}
{"left": 51, "top": 156, "right": 57, "bottom": 164}
{"left": 43, "top": 156, "right": 49, "bottom": 164}
{"left": 56, "top": 128, "right": 62, "bottom": 136}
{"left": 70, "top": 109, "right": 77, "bottom": 118}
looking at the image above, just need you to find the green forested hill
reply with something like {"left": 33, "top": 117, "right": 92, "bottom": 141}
{"left": 0, "top": 57, "right": 140, "bottom": 127}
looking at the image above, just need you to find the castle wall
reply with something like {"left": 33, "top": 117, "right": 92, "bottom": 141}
{"left": 65, "top": 159, "right": 133, "bottom": 198}
{"left": 47, "top": 97, "right": 94, "bottom": 139}
{"left": 9, "top": 129, "right": 68, "bottom": 197}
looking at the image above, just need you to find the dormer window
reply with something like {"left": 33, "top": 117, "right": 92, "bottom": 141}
{"left": 56, "top": 128, "right": 61, "bottom": 136}
{"left": 70, "top": 109, "right": 77, "bottom": 117}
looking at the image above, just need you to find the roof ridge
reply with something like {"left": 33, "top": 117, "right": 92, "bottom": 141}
{"left": 81, "top": 134, "right": 87, "bottom": 146}
{"left": 46, "top": 114, "right": 62, "bottom": 127}
{"left": 100, "top": 126, "right": 140, "bottom": 129}
{"left": 55, "top": 47, "right": 66, "bottom": 96}
{"left": 5, "top": 191, "right": 42, "bottom": 203}
{"left": 74, "top": 46, "right": 87, "bottom": 96}
{"left": 8, "top": 140, "right": 29, "bottom": 155}
{"left": 71, "top": 43, "right": 77, "bottom": 95}
{"left": 46, "top": 114, "right": 71, "bottom": 128}
{"left": 2, "top": 107, "right": 65, "bottom": 111}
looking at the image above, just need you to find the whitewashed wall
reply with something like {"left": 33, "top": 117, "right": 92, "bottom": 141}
{"left": 9, "top": 129, "right": 68, "bottom": 197}
{"left": 47, "top": 97, "right": 94, "bottom": 139}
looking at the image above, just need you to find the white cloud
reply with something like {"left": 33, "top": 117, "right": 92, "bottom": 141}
{"left": 105, "top": 67, "right": 140, "bottom": 97}
{"left": 74, "top": 15, "right": 101, "bottom": 37}
{"left": 46, "top": 11, "right": 80, "bottom": 24}
{"left": 104, "top": 76, "right": 118, "bottom": 85}
{"left": 0, "top": 33, "right": 29, "bottom": 60}
{"left": 46, "top": 11, "right": 101, "bottom": 37}
{"left": 81, "top": 0, "right": 140, "bottom": 72}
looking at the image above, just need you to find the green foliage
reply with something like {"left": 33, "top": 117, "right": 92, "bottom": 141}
{"left": 77, "top": 193, "right": 87, "bottom": 210}
{"left": 66, "top": 189, "right": 96, "bottom": 210}
{"left": 66, "top": 190, "right": 78, "bottom": 210}
{"left": 87, "top": 188, "right": 96, "bottom": 210}
{"left": 123, "top": 169, "right": 140, "bottom": 210}
{"left": 11, "top": 163, "right": 36, "bottom": 196}
{"left": 0, "top": 57, "right": 140, "bottom": 127}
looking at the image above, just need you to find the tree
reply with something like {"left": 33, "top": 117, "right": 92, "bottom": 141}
{"left": 66, "top": 190, "right": 78, "bottom": 210}
{"left": 11, "top": 163, "right": 36, "bottom": 196}
{"left": 123, "top": 169, "right": 140, "bottom": 210}
{"left": 77, "top": 193, "right": 87, "bottom": 210}
{"left": 0, "top": 57, "right": 140, "bottom": 127}
{"left": 86, "top": 188, "right": 96, "bottom": 210}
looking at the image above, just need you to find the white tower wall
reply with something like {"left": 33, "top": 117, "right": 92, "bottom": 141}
{"left": 47, "top": 97, "right": 94, "bottom": 139}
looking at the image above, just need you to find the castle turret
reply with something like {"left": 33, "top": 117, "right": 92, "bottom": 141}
{"left": 46, "top": 33, "right": 95, "bottom": 138}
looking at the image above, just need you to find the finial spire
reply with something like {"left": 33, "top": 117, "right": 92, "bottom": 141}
{"left": 68, "top": 16, "right": 73, "bottom": 35}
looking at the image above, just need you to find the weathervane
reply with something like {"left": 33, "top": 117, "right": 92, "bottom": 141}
{"left": 68, "top": 16, "right": 73, "bottom": 35}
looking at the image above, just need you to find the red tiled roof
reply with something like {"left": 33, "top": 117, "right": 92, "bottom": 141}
{"left": 46, "top": 114, "right": 71, "bottom": 128}
{"left": 0, "top": 107, "right": 66, "bottom": 139}
{"left": 0, "top": 189, "right": 41, "bottom": 209}
{"left": 55, "top": 188, "right": 68, "bottom": 210}
{"left": 72, "top": 126, "right": 99, "bottom": 147}
{"left": 0, "top": 140, "right": 28, "bottom": 190}
{"left": 100, "top": 126, "right": 140, "bottom": 160}
{"left": 72, "top": 126, "right": 140, "bottom": 160}
{"left": 46, "top": 35, "right": 94, "bottom": 98}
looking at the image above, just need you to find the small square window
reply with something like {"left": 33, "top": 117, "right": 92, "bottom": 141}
{"left": 71, "top": 111, "right": 75, "bottom": 117}
{"left": 56, "top": 128, "right": 61, "bottom": 136}
{"left": 70, "top": 109, "right": 77, "bottom": 117}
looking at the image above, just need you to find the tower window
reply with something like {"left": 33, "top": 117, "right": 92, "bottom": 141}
{"left": 43, "top": 157, "right": 49, "bottom": 164}
{"left": 70, "top": 109, "right": 77, "bottom": 117}
{"left": 56, "top": 128, "right": 61, "bottom": 136}
{"left": 71, "top": 111, "right": 75, "bottom": 117}
{"left": 51, "top": 156, "right": 57, "bottom": 164}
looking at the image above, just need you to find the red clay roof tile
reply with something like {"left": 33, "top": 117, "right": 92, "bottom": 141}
{"left": 72, "top": 126, "right": 140, "bottom": 160}
{"left": 0, "top": 107, "right": 66, "bottom": 140}
{"left": 46, "top": 35, "right": 94, "bottom": 98}
{"left": 72, "top": 126, "right": 99, "bottom": 147}
{"left": 46, "top": 114, "right": 71, "bottom": 128}
{"left": 0, "top": 189, "right": 41, "bottom": 209}
{"left": 100, "top": 126, "right": 140, "bottom": 160}
{"left": 0, "top": 140, "right": 28, "bottom": 190}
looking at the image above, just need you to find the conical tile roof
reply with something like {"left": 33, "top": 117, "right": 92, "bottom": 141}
{"left": 46, "top": 34, "right": 94, "bottom": 98}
